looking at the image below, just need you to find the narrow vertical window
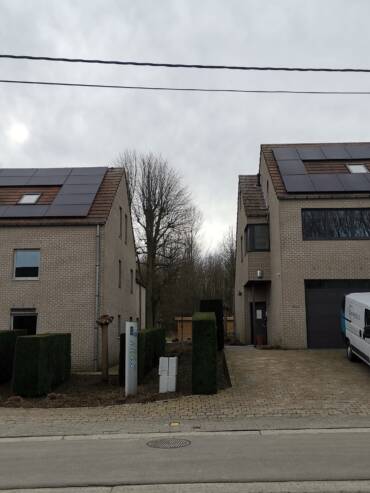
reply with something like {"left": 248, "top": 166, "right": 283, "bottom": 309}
{"left": 124, "top": 214, "right": 128, "bottom": 244}
{"left": 117, "top": 314, "right": 121, "bottom": 337}
{"left": 240, "top": 236, "right": 243, "bottom": 262}
{"left": 119, "top": 207, "right": 122, "bottom": 239}
{"left": 118, "top": 260, "right": 122, "bottom": 288}
{"left": 130, "top": 269, "right": 134, "bottom": 294}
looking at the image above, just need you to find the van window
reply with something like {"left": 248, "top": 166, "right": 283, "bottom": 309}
{"left": 365, "top": 309, "right": 370, "bottom": 327}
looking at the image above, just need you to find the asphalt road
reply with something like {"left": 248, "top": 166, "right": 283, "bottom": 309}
{"left": 1, "top": 429, "right": 370, "bottom": 488}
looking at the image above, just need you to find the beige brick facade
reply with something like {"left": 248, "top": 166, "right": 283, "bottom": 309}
{"left": 0, "top": 171, "right": 144, "bottom": 370}
{"left": 235, "top": 149, "right": 370, "bottom": 348}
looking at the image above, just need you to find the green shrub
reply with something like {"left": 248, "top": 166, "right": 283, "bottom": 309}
{"left": 0, "top": 330, "right": 27, "bottom": 383}
{"left": 199, "top": 299, "right": 224, "bottom": 351}
{"left": 192, "top": 312, "right": 218, "bottom": 395}
{"left": 12, "top": 333, "right": 71, "bottom": 397}
{"left": 138, "top": 327, "right": 166, "bottom": 384}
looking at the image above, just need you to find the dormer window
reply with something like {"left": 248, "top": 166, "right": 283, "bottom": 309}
{"left": 347, "top": 164, "right": 369, "bottom": 174}
{"left": 18, "top": 193, "right": 41, "bottom": 205}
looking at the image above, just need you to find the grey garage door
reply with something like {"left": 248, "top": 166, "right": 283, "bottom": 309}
{"left": 305, "top": 280, "right": 370, "bottom": 349}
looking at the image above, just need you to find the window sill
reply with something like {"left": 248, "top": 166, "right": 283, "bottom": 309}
{"left": 13, "top": 277, "right": 40, "bottom": 281}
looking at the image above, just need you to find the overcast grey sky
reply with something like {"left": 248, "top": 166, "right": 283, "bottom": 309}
{"left": 1, "top": 0, "right": 370, "bottom": 250}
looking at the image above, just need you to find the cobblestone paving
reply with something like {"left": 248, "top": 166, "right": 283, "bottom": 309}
{"left": 1, "top": 347, "right": 370, "bottom": 436}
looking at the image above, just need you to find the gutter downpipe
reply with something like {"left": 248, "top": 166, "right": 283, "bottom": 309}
{"left": 94, "top": 224, "right": 101, "bottom": 371}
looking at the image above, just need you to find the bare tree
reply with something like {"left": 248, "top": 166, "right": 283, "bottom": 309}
{"left": 114, "top": 151, "right": 199, "bottom": 328}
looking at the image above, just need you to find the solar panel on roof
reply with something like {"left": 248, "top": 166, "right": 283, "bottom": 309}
{"left": 64, "top": 174, "right": 103, "bottom": 185}
{"left": 0, "top": 206, "right": 9, "bottom": 217}
{"left": 345, "top": 144, "right": 370, "bottom": 159}
{"left": 27, "top": 176, "right": 67, "bottom": 186}
{"left": 0, "top": 169, "right": 36, "bottom": 177}
{"left": 0, "top": 176, "right": 30, "bottom": 186}
{"left": 282, "top": 175, "right": 315, "bottom": 192}
{"left": 310, "top": 174, "right": 345, "bottom": 192}
{"left": 70, "top": 167, "right": 107, "bottom": 176}
{"left": 321, "top": 145, "right": 351, "bottom": 160}
{"left": 272, "top": 147, "right": 300, "bottom": 161}
{"left": 297, "top": 147, "right": 325, "bottom": 161}
{"left": 337, "top": 173, "right": 370, "bottom": 192}
{"left": 3, "top": 205, "right": 49, "bottom": 217}
{"left": 52, "top": 193, "right": 96, "bottom": 205}
{"left": 46, "top": 204, "right": 92, "bottom": 217}
{"left": 59, "top": 183, "right": 101, "bottom": 195}
{"left": 33, "top": 168, "right": 72, "bottom": 177}
{"left": 276, "top": 159, "right": 307, "bottom": 176}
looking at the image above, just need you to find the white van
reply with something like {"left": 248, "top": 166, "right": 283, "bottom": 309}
{"left": 343, "top": 293, "right": 370, "bottom": 364}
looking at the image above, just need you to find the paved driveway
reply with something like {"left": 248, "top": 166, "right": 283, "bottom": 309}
{"left": 226, "top": 347, "right": 370, "bottom": 417}
{"left": 1, "top": 347, "right": 370, "bottom": 437}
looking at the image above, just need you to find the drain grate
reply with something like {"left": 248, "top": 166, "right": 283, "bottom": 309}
{"left": 146, "top": 438, "right": 191, "bottom": 449}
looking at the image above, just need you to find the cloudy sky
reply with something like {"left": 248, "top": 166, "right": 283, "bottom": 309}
{"left": 1, "top": 0, "right": 370, "bottom": 250}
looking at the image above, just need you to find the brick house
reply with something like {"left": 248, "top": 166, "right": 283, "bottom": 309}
{"left": 235, "top": 143, "right": 370, "bottom": 349}
{"left": 0, "top": 166, "right": 145, "bottom": 370}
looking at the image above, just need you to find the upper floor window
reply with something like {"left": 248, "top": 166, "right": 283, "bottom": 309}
{"left": 246, "top": 224, "right": 270, "bottom": 252}
{"left": 347, "top": 164, "right": 368, "bottom": 173}
{"left": 118, "top": 259, "right": 122, "bottom": 288}
{"left": 302, "top": 208, "right": 370, "bottom": 240}
{"left": 18, "top": 194, "right": 40, "bottom": 205}
{"left": 119, "top": 207, "right": 123, "bottom": 239}
{"left": 124, "top": 214, "right": 128, "bottom": 244}
{"left": 14, "top": 249, "right": 40, "bottom": 279}
{"left": 130, "top": 269, "right": 134, "bottom": 294}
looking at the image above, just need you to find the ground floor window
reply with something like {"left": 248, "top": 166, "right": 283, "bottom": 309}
{"left": 11, "top": 309, "right": 37, "bottom": 335}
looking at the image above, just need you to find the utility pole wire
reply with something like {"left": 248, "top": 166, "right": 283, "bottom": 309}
{"left": 1, "top": 53, "right": 370, "bottom": 73}
{"left": 1, "top": 78, "right": 370, "bottom": 95}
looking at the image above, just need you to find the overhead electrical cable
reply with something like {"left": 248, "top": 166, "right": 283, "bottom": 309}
{"left": 1, "top": 53, "right": 370, "bottom": 73}
{"left": 0, "top": 78, "right": 370, "bottom": 95}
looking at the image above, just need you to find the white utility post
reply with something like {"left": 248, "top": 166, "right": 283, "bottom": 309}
{"left": 125, "top": 320, "right": 138, "bottom": 396}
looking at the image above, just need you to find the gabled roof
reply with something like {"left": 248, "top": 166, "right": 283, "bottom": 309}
{"left": 239, "top": 175, "right": 267, "bottom": 216}
{"left": 0, "top": 167, "right": 124, "bottom": 226}
{"left": 261, "top": 142, "right": 370, "bottom": 198}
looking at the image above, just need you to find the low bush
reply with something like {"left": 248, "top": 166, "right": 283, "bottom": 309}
{"left": 12, "top": 333, "right": 71, "bottom": 397}
{"left": 192, "top": 312, "right": 218, "bottom": 395}
{"left": 0, "top": 330, "right": 27, "bottom": 383}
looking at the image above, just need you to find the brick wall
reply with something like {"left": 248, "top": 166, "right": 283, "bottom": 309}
{"left": 0, "top": 225, "right": 97, "bottom": 369}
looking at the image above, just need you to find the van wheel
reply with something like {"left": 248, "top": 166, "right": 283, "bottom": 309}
{"left": 347, "top": 343, "right": 358, "bottom": 362}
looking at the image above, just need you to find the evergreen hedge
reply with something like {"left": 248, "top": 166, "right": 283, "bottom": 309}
{"left": 199, "top": 299, "right": 224, "bottom": 350}
{"left": 0, "top": 330, "right": 27, "bottom": 383}
{"left": 138, "top": 327, "right": 166, "bottom": 384}
{"left": 12, "top": 333, "right": 71, "bottom": 397}
{"left": 192, "top": 312, "right": 218, "bottom": 395}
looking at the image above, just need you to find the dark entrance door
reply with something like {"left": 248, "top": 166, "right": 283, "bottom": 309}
{"left": 12, "top": 313, "right": 37, "bottom": 335}
{"left": 250, "top": 301, "right": 267, "bottom": 345}
{"left": 306, "top": 279, "right": 370, "bottom": 348}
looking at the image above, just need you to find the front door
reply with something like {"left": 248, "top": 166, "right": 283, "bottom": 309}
{"left": 251, "top": 302, "right": 267, "bottom": 345}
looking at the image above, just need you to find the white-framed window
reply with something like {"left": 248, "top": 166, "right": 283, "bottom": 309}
{"left": 14, "top": 249, "right": 40, "bottom": 279}
{"left": 347, "top": 164, "right": 369, "bottom": 173}
{"left": 18, "top": 193, "right": 41, "bottom": 205}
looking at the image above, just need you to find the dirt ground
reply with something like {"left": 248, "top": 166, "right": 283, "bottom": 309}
{"left": 0, "top": 343, "right": 230, "bottom": 408}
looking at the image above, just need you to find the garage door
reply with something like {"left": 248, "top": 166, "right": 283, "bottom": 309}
{"left": 305, "top": 280, "right": 370, "bottom": 349}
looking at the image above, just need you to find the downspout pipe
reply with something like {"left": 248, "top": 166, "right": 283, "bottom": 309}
{"left": 94, "top": 224, "right": 101, "bottom": 371}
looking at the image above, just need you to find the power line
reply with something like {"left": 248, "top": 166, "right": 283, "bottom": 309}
{"left": 1, "top": 78, "right": 370, "bottom": 95}
{"left": 1, "top": 53, "right": 370, "bottom": 73}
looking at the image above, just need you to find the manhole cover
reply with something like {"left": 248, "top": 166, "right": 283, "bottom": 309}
{"left": 146, "top": 438, "right": 191, "bottom": 449}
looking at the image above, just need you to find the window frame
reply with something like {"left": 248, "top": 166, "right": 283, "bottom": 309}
{"left": 124, "top": 213, "right": 128, "bottom": 245}
{"left": 302, "top": 208, "right": 370, "bottom": 241}
{"left": 245, "top": 224, "right": 270, "bottom": 252}
{"left": 13, "top": 249, "right": 41, "bottom": 280}
{"left": 118, "top": 259, "right": 122, "bottom": 289}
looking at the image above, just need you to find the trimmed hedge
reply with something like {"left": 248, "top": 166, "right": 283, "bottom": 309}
{"left": 199, "top": 299, "right": 224, "bottom": 351}
{"left": 12, "top": 333, "right": 71, "bottom": 397}
{"left": 0, "top": 330, "right": 27, "bottom": 383}
{"left": 192, "top": 312, "right": 218, "bottom": 395}
{"left": 139, "top": 327, "right": 166, "bottom": 384}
